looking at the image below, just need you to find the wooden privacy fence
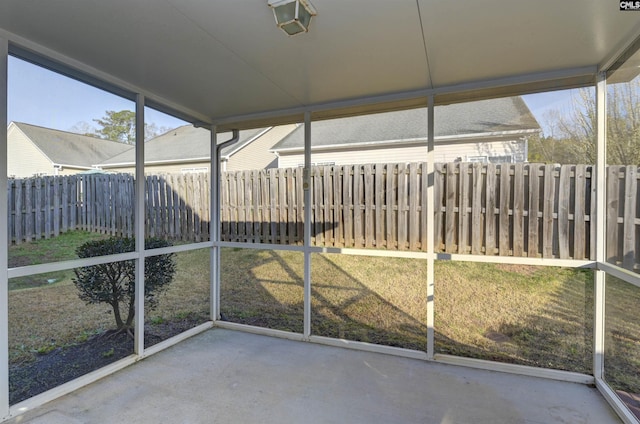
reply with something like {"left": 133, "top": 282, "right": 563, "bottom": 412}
{"left": 6, "top": 163, "right": 640, "bottom": 271}
{"left": 221, "top": 163, "right": 639, "bottom": 270}
{"left": 220, "top": 164, "right": 430, "bottom": 249}
{"left": 7, "top": 173, "right": 210, "bottom": 244}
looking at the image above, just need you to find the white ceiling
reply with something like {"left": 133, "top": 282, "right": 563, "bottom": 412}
{"left": 0, "top": 0, "right": 639, "bottom": 130}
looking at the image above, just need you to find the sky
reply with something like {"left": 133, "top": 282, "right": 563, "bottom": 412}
{"left": 7, "top": 56, "right": 187, "bottom": 134}
{"left": 7, "top": 55, "right": 579, "bottom": 137}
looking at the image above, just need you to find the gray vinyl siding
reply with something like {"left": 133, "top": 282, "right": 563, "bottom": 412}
{"left": 7, "top": 125, "right": 55, "bottom": 177}
{"left": 276, "top": 138, "right": 527, "bottom": 168}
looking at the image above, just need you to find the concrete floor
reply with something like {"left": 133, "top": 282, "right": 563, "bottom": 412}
{"left": 6, "top": 329, "right": 621, "bottom": 424}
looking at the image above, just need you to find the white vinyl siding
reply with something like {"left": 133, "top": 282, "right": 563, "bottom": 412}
{"left": 7, "top": 124, "right": 55, "bottom": 177}
{"left": 277, "top": 138, "right": 527, "bottom": 168}
{"left": 104, "top": 162, "right": 211, "bottom": 175}
{"left": 226, "top": 125, "right": 296, "bottom": 172}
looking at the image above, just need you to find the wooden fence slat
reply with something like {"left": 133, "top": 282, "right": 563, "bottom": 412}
{"left": 589, "top": 166, "right": 596, "bottom": 260}
{"left": 269, "top": 169, "right": 278, "bottom": 244}
{"left": 53, "top": 177, "right": 61, "bottom": 237}
{"left": 528, "top": 165, "right": 540, "bottom": 257}
{"left": 158, "top": 175, "right": 167, "bottom": 238}
{"left": 204, "top": 173, "right": 211, "bottom": 240}
{"left": 193, "top": 173, "right": 202, "bottom": 242}
{"left": 296, "top": 167, "right": 304, "bottom": 244}
{"left": 278, "top": 168, "right": 287, "bottom": 244}
{"left": 574, "top": 165, "right": 586, "bottom": 259}
{"left": 385, "top": 164, "right": 394, "bottom": 249}
{"left": 458, "top": 162, "right": 469, "bottom": 254}
{"left": 364, "top": 164, "right": 375, "bottom": 249}
{"left": 499, "top": 164, "right": 511, "bottom": 256}
{"left": 420, "top": 162, "right": 428, "bottom": 252}
{"left": 606, "top": 165, "right": 620, "bottom": 263}
{"left": 355, "top": 165, "right": 366, "bottom": 248}
{"left": 513, "top": 163, "right": 524, "bottom": 257}
{"left": 61, "top": 177, "right": 68, "bottom": 233}
{"left": 408, "top": 163, "right": 419, "bottom": 251}
{"left": 333, "top": 166, "right": 343, "bottom": 247}
{"left": 434, "top": 163, "right": 444, "bottom": 251}
{"left": 344, "top": 165, "right": 354, "bottom": 248}
{"left": 250, "top": 170, "right": 260, "bottom": 243}
{"left": 445, "top": 163, "right": 457, "bottom": 253}
{"left": 321, "top": 166, "right": 334, "bottom": 246}
{"left": 558, "top": 165, "right": 571, "bottom": 259}
{"left": 313, "top": 166, "right": 322, "bottom": 245}
{"left": 166, "top": 174, "right": 176, "bottom": 239}
{"left": 24, "top": 180, "right": 33, "bottom": 242}
{"left": 260, "top": 169, "right": 270, "bottom": 243}
{"left": 471, "top": 163, "right": 483, "bottom": 255}
{"left": 14, "top": 181, "right": 22, "bottom": 245}
{"left": 146, "top": 176, "right": 153, "bottom": 237}
{"left": 375, "top": 164, "right": 384, "bottom": 249}
{"left": 111, "top": 175, "right": 117, "bottom": 236}
{"left": 81, "top": 176, "right": 86, "bottom": 233}
{"left": 622, "top": 165, "right": 637, "bottom": 269}
{"left": 397, "top": 163, "right": 407, "bottom": 251}
{"left": 7, "top": 181, "right": 13, "bottom": 244}
{"left": 44, "top": 176, "right": 52, "bottom": 239}
{"left": 542, "top": 164, "right": 556, "bottom": 258}
{"left": 485, "top": 164, "right": 496, "bottom": 255}
{"left": 286, "top": 168, "right": 295, "bottom": 244}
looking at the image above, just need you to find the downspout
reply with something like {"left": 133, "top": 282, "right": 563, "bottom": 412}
{"left": 216, "top": 129, "right": 240, "bottom": 154}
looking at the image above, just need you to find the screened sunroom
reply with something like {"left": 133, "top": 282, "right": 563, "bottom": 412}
{"left": 0, "top": 1, "right": 639, "bottom": 423}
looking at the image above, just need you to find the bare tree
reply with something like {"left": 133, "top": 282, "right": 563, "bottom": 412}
{"left": 534, "top": 77, "right": 640, "bottom": 165}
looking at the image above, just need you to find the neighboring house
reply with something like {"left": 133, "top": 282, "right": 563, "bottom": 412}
{"left": 98, "top": 124, "right": 296, "bottom": 174}
{"left": 270, "top": 97, "right": 540, "bottom": 167}
{"left": 7, "top": 122, "right": 131, "bottom": 178}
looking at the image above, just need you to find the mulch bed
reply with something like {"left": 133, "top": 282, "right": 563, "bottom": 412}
{"left": 9, "top": 319, "right": 204, "bottom": 405}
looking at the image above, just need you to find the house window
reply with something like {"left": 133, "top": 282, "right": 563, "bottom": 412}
{"left": 488, "top": 155, "right": 513, "bottom": 164}
{"left": 181, "top": 167, "right": 208, "bottom": 174}
{"left": 297, "top": 161, "right": 336, "bottom": 167}
{"left": 466, "top": 156, "right": 488, "bottom": 163}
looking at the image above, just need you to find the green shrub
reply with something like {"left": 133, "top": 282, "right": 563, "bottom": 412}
{"left": 73, "top": 237, "right": 176, "bottom": 332}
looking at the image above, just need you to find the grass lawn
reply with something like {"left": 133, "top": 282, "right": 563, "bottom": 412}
{"left": 8, "top": 231, "right": 211, "bottom": 364}
{"left": 7, "top": 231, "right": 640, "bottom": 396}
{"left": 8, "top": 231, "right": 107, "bottom": 290}
{"left": 434, "top": 262, "right": 594, "bottom": 373}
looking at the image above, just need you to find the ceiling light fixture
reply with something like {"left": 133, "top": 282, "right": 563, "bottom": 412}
{"left": 268, "top": 0, "right": 317, "bottom": 36}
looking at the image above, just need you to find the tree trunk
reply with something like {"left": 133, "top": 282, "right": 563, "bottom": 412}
{"left": 111, "top": 300, "right": 125, "bottom": 329}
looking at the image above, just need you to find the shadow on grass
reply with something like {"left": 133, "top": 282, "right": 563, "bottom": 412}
{"left": 220, "top": 249, "right": 428, "bottom": 351}
{"left": 435, "top": 266, "right": 594, "bottom": 374}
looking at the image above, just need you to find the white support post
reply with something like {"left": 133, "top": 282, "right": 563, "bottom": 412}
{"left": 134, "top": 94, "right": 145, "bottom": 356}
{"left": 594, "top": 72, "right": 607, "bottom": 379}
{"left": 0, "top": 36, "right": 10, "bottom": 420}
{"left": 210, "top": 126, "right": 221, "bottom": 320}
{"left": 426, "top": 95, "right": 435, "bottom": 360}
{"left": 303, "top": 112, "right": 312, "bottom": 338}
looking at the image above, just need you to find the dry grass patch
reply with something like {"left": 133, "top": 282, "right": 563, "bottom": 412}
{"left": 9, "top": 282, "right": 114, "bottom": 363}
{"left": 604, "top": 276, "right": 640, "bottom": 394}
{"left": 147, "top": 248, "right": 211, "bottom": 327}
{"left": 311, "top": 253, "right": 427, "bottom": 350}
{"left": 8, "top": 232, "right": 640, "bottom": 397}
{"left": 435, "top": 261, "right": 593, "bottom": 373}
{"left": 8, "top": 233, "right": 213, "bottom": 363}
{"left": 220, "top": 248, "right": 304, "bottom": 333}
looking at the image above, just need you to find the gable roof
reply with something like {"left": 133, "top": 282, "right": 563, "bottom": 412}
{"left": 11, "top": 122, "right": 132, "bottom": 168}
{"left": 98, "top": 125, "right": 269, "bottom": 167}
{"left": 271, "top": 97, "right": 540, "bottom": 152}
